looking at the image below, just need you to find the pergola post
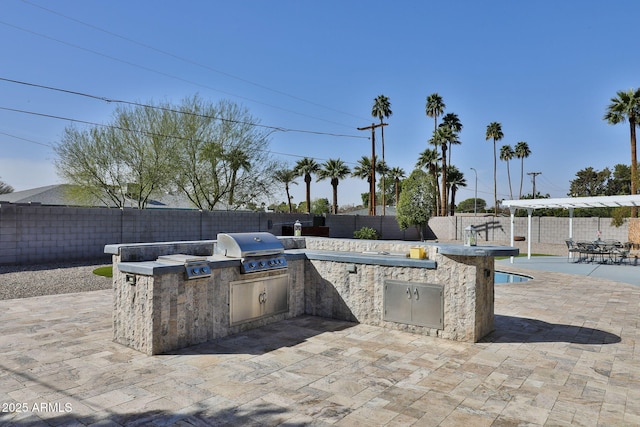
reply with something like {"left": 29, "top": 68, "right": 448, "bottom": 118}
{"left": 527, "top": 208, "right": 533, "bottom": 259}
{"left": 568, "top": 207, "right": 574, "bottom": 240}
{"left": 510, "top": 211, "right": 515, "bottom": 263}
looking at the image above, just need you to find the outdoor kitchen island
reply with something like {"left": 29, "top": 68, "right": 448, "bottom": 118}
{"left": 105, "top": 235, "right": 518, "bottom": 355}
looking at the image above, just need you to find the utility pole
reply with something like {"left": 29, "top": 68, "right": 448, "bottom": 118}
{"left": 357, "top": 122, "right": 387, "bottom": 215}
{"left": 527, "top": 172, "right": 542, "bottom": 199}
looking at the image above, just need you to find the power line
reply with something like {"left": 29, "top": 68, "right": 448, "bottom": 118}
{"left": 0, "top": 77, "right": 368, "bottom": 140}
{"left": 0, "top": 20, "right": 359, "bottom": 130}
{"left": 22, "top": 0, "right": 371, "bottom": 124}
{"left": 0, "top": 106, "right": 194, "bottom": 142}
{"left": 0, "top": 131, "right": 54, "bottom": 148}
{"left": 0, "top": 106, "right": 367, "bottom": 166}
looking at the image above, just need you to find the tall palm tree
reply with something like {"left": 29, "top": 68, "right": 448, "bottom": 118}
{"left": 416, "top": 147, "right": 441, "bottom": 214}
{"left": 441, "top": 112, "right": 463, "bottom": 166}
{"left": 372, "top": 95, "right": 392, "bottom": 214}
{"left": 485, "top": 122, "right": 504, "bottom": 216}
{"left": 375, "top": 159, "right": 390, "bottom": 209}
{"left": 274, "top": 168, "right": 298, "bottom": 213}
{"left": 604, "top": 88, "right": 640, "bottom": 217}
{"left": 426, "top": 93, "right": 445, "bottom": 132}
{"left": 446, "top": 165, "right": 466, "bottom": 215}
{"left": 499, "top": 144, "right": 515, "bottom": 200}
{"left": 388, "top": 166, "right": 405, "bottom": 206}
{"left": 317, "top": 159, "right": 351, "bottom": 214}
{"left": 226, "top": 147, "right": 250, "bottom": 206}
{"left": 352, "top": 155, "right": 378, "bottom": 214}
{"left": 440, "top": 113, "right": 462, "bottom": 212}
{"left": 514, "top": 141, "right": 531, "bottom": 199}
{"left": 294, "top": 157, "right": 320, "bottom": 214}
{"left": 430, "top": 126, "right": 458, "bottom": 216}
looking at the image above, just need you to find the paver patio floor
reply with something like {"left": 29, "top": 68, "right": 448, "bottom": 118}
{"left": 1, "top": 267, "right": 640, "bottom": 426}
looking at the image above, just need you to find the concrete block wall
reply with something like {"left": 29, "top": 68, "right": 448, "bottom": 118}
{"left": 0, "top": 201, "right": 632, "bottom": 265}
{"left": 324, "top": 215, "right": 420, "bottom": 240}
{"left": 0, "top": 204, "right": 121, "bottom": 264}
{"left": 429, "top": 215, "right": 630, "bottom": 244}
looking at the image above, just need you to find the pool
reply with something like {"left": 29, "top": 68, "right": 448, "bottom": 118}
{"left": 495, "top": 271, "right": 531, "bottom": 284}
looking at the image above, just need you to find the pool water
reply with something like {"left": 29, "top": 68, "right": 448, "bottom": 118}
{"left": 495, "top": 271, "right": 531, "bottom": 284}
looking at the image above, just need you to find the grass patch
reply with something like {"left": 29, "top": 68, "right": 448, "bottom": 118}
{"left": 93, "top": 266, "right": 113, "bottom": 278}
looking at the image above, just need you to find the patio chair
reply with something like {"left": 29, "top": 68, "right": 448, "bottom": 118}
{"left": 576, "top": 241, "right": 598, "bottom": 263}
{"left": 613, "top": 242, "right": 632, "bottom": 265}
{"left": 565, "top": 239, "right": 581, "bottom": 262}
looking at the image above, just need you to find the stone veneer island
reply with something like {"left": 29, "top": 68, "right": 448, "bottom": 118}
{"left": 105, "top": 237, "right": 518, "bottom": 355}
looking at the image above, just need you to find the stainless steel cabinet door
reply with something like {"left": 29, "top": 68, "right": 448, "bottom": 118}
{"left": 384, "top": 280, "right": 443, "bottom": 329}
{"left": 263, "top": 274, "right": 289, "bottom": 316}
{"left": 230, "top": 274, "right": 289, "bottom": 325}
{"left": 384, "top": 281, "right": 412, "bottom": 324}
{"left": 411, "top": 283, "right": 443, "bottom": 329}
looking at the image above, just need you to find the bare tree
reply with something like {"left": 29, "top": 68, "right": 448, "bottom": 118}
{"left": 0, "top": 179, "right": 14, "bottom": 194}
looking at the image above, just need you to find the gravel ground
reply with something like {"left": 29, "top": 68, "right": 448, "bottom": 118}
{"left": 0, "top": 260, "right": 112, "bottom": 301}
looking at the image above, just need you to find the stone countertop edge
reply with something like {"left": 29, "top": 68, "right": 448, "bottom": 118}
{"left": 111, "top": 244, "right": 517, "bottom": 276}
{"left": 431, "top": 243, "right": 519, "bottom": 257}
{"left": 116, "top": 251, "right": 307, "bottom": 276}
{"left": 296, "top": 249, "right": 437, "bottom": 269}
{"left": 104, "top": 240, "right": 217, "bottom": 255}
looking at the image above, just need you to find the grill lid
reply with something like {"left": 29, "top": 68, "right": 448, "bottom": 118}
{"left": 216, "top": 232, "right": 284, "bottom": 258}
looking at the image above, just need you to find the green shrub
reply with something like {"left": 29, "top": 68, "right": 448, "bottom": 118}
{"left": 353, "top": 227, "right": 380, "bottom": 240}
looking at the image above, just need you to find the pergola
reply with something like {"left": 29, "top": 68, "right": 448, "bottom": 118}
{"left": 501, "top": 195, "right": 640, "bottom": 261}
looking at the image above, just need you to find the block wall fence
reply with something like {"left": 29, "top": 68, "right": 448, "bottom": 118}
{"left": 0, "top": 202, "right": 635, "bottom": 265}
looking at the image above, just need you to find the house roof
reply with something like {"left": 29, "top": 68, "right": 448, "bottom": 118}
{"left": 0, "top": 184, "right": 71, "bottom": 205}
{"left": 0, "top": 184, "right": 199, "bottom": 209}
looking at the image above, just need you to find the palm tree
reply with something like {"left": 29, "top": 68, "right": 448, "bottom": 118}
{"left": 274, "top": 168, "right": 298, "bottom": 213}
{"left": 372, "top": 95, "right": 392, "bottom": 214}
{"left": 388, "top": 166, "right": 406, "bottom": 206}
{"left": 226, "top": 147, "right": 250, "bottom": 206}
{"left": 499, "top": 145, "right": 515, "bottom": 200}
{"left": 441, "top": 112, "right": 463, "bottom": 166}
{"left": 430, "top": 126, "right": 455, "bottom": 216}
{"left": 416, "top": 148, "right": 441, "bottom": 214}
{"left": 426, "top": 93, "right": 445, "bottom": 132}
{"left": 446, "top": 165, "right": 466, "bottom": 215}
{"left": 352, "top": 155, "right": 377, "bottom": 214}
{"left": 375, "top": 159, "right": 390, "bottom": 209}
{"left": 317, "top": 159, "right": 350, "bottom": 214}
{"left": 604, "top": 88, "right": 640, "bottom": 217}
{"left": 440, "top": 113, "right": 463, "bottom": 213}
{"left": 485, "top": 122, "right": 504, "bottom": 216}
{"left": 294, "top": 157, "right": 320, "bottom": 214}
{"left": 514, "top": 141, "right": 531, "bottom": 199}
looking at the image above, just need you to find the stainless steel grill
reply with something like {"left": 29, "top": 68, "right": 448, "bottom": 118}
{"left": 215, "top": 232, "right": 288, "bottom": 274}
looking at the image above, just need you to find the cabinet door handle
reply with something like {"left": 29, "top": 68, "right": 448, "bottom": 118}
{"left": 406, "top": 287, "right": 411, "bottom": 299}
{"left": 413, "top": 288, "right": 419, "bottom": 300}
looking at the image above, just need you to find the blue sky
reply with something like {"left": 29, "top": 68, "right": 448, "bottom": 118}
{"left": 1, "top": 1, "right": 639, "bottom": 207}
